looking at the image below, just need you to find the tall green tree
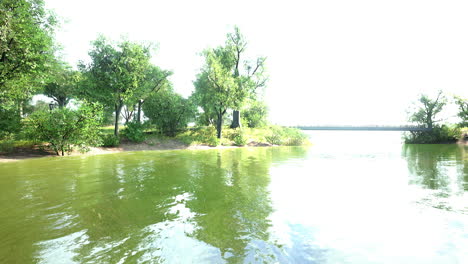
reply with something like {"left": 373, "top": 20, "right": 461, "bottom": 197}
{"left": 0, "top": 0, "right": 57, "bottom": 102}
{"left": 80, "top": 36, "right": 151, "bottom": 136}
{"left": 409, "top": 91, "right": 446, "bottom": 129}
{"left": 193, "top": 51, "right": 237, "bottom": 139}
{"left": 225, "top": 27, "right": 267, "bottom": 128}
{"left": 193, "top": 27, "right": 267, "bottom": 138}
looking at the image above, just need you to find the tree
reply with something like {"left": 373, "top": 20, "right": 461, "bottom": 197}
{"left": 27, "top": 102, "right": 103, "bottom": 156}
{"left": 43, "top": 61, "right": 80, "bottom": 108}
{"left": 409, "top": 91, "right": 446, "bottom": 129}
{"left": 143, "top": 89, "right": 195, "bottom": 136}
{"left": 225, "top": 27, "right": 267, "bottom": 128}
{"left": 454, "top": 96, "right": 468, "bottom": 126}
{"left": 0, "top": 0, "right": 57, "bottom": 102}
{"left": 130, "top": 65, "right": 172, "bottom": 123}
{"left": 80, "top": 36, "right": 151, "bottom": 136}
{"left": 193, "top": 51, "right": 237, "bottom": 138}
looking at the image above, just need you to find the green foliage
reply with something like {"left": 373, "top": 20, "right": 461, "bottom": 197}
{"left": 243, "top": 101, "right": 268, "bottom": 128}
{"left": 193, "top": 26, "right": 268, "bottom": 137}
{"left": 23, "top": 100, "right": 49, "bottom": 116}
{"left": 231, "top": 129, "right": 248, "bottom": 146}
{"left": 143, "top": 90, "right": 195, "bottom": 136}
{"left": 176, "top": 126, "right": 308, "bottom": 147}
{"left": 408, "top": 91, "right": 446, "bottom": 129}
{"left": 123, "top": 121, "right": 147, "bottom": 143}
{"left": 101, "top": 134, "right": 120, "bottom": 147}
{"left": 27, "top": 102, "right": 103, "bottom": 155}
{"left": 0, "top": 138, "right": 15, "bottom": 153}
{"left": 0, "top": 138, "right": 36, "bottom": 153}
{"left": 404, "top": 125, "right": 460, "bottom": 144}
{"left": 79, "top": 36, "right": 152, "bottom": 135}
{"left": 0, "top": 0, "right": 57, "bottom": 102}
{"left": 176, "top": 126, "right": 219, "bottom": 146}
{"left": 264, "top": 126, "right": 309, "bottom": 146}
{"left": 43, "top": 61, "right": 80, "bottom": 108}
{"left": 454, "top": 96, "right": 468, "bottom": 127}
{"left": 0, "top": 106, "right": 21, "bottom": 138}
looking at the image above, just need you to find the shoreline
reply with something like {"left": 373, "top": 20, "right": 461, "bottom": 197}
{"left": 0, "top": 140, "right": 275, "bottom": 163}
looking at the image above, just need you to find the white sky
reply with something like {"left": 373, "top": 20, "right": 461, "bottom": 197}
{"left": 44, "top": 0, "right": 468, "bottom": 125}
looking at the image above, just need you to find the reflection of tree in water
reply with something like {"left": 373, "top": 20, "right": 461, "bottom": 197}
{"left": 402, "top": 144, "right": 467, "bottom": 193}
{"left": 3, "top": 147, "right": 308, "bottom": 263}
{"left": 186, "top": 147, "right": 309, "bottom": 263}
{"left": 186, "top": 149, "right": 273, "bottom": 263}
{"left": 69, "top": 153, "right": 197, "bottom": 263}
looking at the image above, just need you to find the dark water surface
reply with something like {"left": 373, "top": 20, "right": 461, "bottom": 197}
{"left": 1, "top": 131, "right": 467, "bottom": 263}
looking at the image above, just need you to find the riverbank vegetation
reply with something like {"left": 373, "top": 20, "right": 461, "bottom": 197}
{"left": 405, "top": 91, "right": 468, "bottom": 144}
{"left": 0, "top": 0, "right": 308, "bottom": 156}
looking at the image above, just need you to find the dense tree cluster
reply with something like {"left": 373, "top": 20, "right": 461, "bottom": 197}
{"left": 0, "top": 1, "right": 271, "bottom": 154}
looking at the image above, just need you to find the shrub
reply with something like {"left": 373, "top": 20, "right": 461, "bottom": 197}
{"left": 27, "top": 102, "right": 103, "bottom": 155}
{"left": 264, "top": 126, "right": 309, "bottom": 146}
{"left": 265, "top": 126, "right": 284, "bottom": 145}
{"left": 0, "top": 139, "right": 15, "bottom": 153}
{"left": 143, "top": 90, "right": 196, "bottom": 136}
{"left": 176, "top": 126, "right": 220, "bottom": 146}
{"left": 404, "top": 125, "right": 460, "bottom": 144}
{"left": 231, "top": 129, "right": 248, "bottom": 146}
{"left": 123, "top": 121, "right": 147, "bottom": 143}
{"left": 101, "top": 134, "right": 120, "bottom": 147}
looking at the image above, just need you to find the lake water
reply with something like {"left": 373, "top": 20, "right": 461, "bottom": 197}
{"left": 0, "top": 131, "right": 467, "bottom": 263}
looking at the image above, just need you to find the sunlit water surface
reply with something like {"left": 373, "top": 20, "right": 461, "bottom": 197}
{"left": 1, "top": 131, "right": 467, "bottom": 263}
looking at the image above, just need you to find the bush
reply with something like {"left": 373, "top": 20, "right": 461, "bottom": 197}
{"left": 264, "top": 126, "right": 309, "bottom": 146}
{"left": 176, "top": 126, "right": 220, "bottom": 146}
{"left": 143, "top": 90, "right": 196, "bottom": 136}
{"left": 101, "top": 134, "right": 120, "bottom": 147}
{"left": 0, "top": 139, "right": 15, "bottom": 153}
{"left": 27, "top": 102, "right": 103, "bottom": 155}
{"left": 231, "top": 129, "right": 248, "bottom": 146}
{"left": 404, "top": 125, "right": 460, "bottom": 144}
{"left": 265, "top": 126, "right": 284, "bottom": 145}
{"left": 123, "top": 121, "right": 147, "bottom": 143}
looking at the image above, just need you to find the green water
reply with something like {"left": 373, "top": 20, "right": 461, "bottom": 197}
{"left": 1, "top": 132, "right": 467, "bottom": 263}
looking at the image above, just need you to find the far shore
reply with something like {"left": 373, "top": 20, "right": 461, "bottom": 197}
{"left": 0, "top": 139, "right": 275, "bottom": 163}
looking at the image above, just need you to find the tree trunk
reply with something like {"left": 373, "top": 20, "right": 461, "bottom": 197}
{"left": 137, "top": 100, "right": 142, "bottom": 123}
{"left": 114, "top": 102, "right": 123, "bottom": 136}
{"left": 230, "top": 110, "right": 241, "bottom": 128}
{"left": 216, "top": 113, "right": 223, "bottom": 139}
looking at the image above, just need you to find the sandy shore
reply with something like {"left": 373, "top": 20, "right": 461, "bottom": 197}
{"left": 0, "top": 140, "right": 273, "bottom": 163}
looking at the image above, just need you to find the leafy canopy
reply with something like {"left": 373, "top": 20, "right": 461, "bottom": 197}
{"left": 409, "top": 91, "right": 446, "bottom": 129}
{"left": 0, "top": 0, "right": 57, "bottom": 102}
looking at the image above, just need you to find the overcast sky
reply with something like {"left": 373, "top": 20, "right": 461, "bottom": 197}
{"left": 45, "top": 0, "right": 468, "bottom": 125}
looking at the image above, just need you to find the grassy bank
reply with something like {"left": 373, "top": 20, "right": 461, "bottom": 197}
{"left": 0, "top": 125, "right": 309, "bottom": 158}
